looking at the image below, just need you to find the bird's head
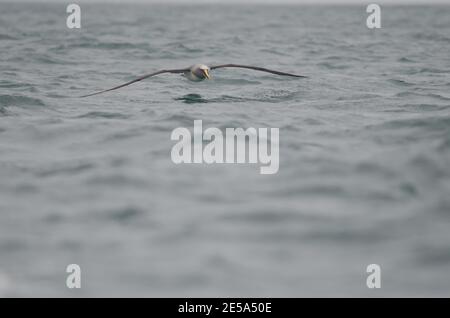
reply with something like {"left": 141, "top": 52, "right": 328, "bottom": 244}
{"left": 193, "top": 64, "right": 211, "bottom": 80}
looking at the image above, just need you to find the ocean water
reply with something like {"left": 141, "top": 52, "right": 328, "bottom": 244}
{"left": 0, "top": 3, "right": 450, "bottom": 297}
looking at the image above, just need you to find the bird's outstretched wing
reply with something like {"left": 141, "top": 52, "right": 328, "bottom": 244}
{"left": 210, "top": 64, "right": 307, "bottom": 78}
{"left": 80, "top": 68, "right": 188, "bottom": 97}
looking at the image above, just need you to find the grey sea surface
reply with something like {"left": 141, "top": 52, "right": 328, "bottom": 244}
{"left": 0, "top": 3, "right": 450, "bottom": 297}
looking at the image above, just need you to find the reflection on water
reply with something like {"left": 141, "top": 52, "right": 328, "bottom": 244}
{"left": 175, "top": 93, "right": 209, "bottom": 104}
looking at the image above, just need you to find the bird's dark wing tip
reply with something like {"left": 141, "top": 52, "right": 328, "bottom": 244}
{"left": 78, "top": 92, "right": 102, "bottom": 98}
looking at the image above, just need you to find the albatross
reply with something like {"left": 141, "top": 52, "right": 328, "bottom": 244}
{"left": 80, "top": 63, "right": 306, "bottom": 97}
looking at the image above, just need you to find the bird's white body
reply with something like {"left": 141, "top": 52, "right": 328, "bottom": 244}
{"left": 184, "top": 64, "right": 211, "bottom": 82}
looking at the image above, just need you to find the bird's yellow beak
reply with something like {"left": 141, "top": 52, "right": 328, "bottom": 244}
{"left": 203, "top": 69, "right": 211, "bottom": 79}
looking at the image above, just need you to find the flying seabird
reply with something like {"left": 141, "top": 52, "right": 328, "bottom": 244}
{"left": 80, "top": 63, "right": 306, "bottom": 97}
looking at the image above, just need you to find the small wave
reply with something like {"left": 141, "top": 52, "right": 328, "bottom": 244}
{"left": 0, "top": 95, "right": 45, "bottom": 107}
{"left": 35, "top": 162, "right": 95, "bottom": 178}
{"left": 401, "top": 103, "right": 449, "bottom": 112}
{"left": 276, "top": 184, "right": 348, "bottom": 198}
{"left": 221, "top": 210, "right": 301, "bottom": 224}
{"left": 260, "top": 48, "right": 289, "bottom": 56}
{"left": 412, "top": 32, "right": 450, "bottom": 43}
{"left": 0, "top": 34, "right": 17, "bottom": 40}
{"left": 104, "top": 127, "right": 147, "bottom": 141}
{"left": 405, "top": 68, "right": 450, "bottom": 75}
{"left": 86, "top": 174, "right": 147, "bottom": 188}
{"left": 426, "top": 93, "right": 450, "bottom": 101}
{"left": 214, "top": 78, "right": 261, "bottom": 85}
{"left": 215, "top": 95, "right": 254, "bottom": 103}
{"left": 395, "top": 91, "right": 450, "bottom": 101}
{"left": 437, "top": 135, "right": 450, "bottom": 152}
{"left": 161, "top": 113, "right": 199, "bottom": 125}
{"left": 98, "top": 206, "right": 145, "bottom": 223}
{"left": 398, "top": 57, "right": 415, "bottom": 63}
{"left": 216, "top": 119, "right": 250, "bottom": 130}
{"left": 388, "top": 79, "right": 414, "bottom": 87}
{"left": 378, "top": 116, "right": 450, "bottom": 130}
{"left": 318, "top": 62, "right": 350, "bottom": 70}
{"left": 419, "top": 68, "right": 450, "bottom": 74}
{"left": 254, "top": 89, "right": 298, "bottom": 102}
{"left": 75, "top": 111, "right": 130, "bottom": 119}
{"left": 415, "top": 245, "right": 450, "bottom": 266}
{"left": 0, "top": 107, "right": 9, "bottom": 117}
{"left": 34, "top": 54, "right": 72, "bottom": 65}
{"left": 164, "top": 42, "right": 204, "bottom": 53}
{"left": 306, "top": 227, "right": 389, "bottom": 244}
{"left": 0, "top": 81, "right": 34, "bottom": 89}
{"left": 59, "top": 41, "right": 150, "bottom": 51}
{"left": 337, "top": 93, "right": 381, "bottom": 101}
